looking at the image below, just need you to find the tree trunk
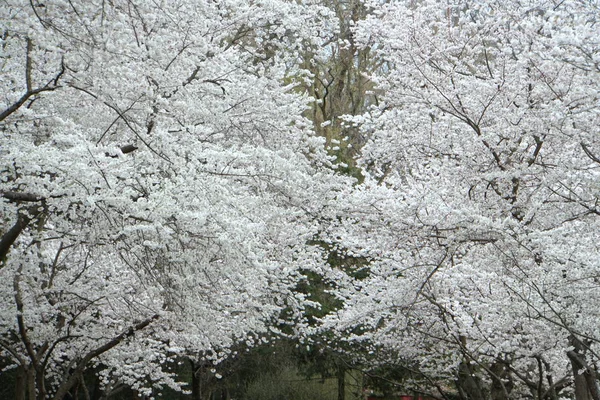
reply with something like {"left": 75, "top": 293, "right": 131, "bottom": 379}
{"left": 337, "top": 363, "right": 345, "bottom": 400}
{"left": 191, "top": 360, "right": 202, "bottom": 400}
{"left": 568, "top": 336, "right": 600, "bottom": 400}
{"left": 27, "top": 368, "right": 36, "bottom": 400}
{"left": 215, "top": 388, "right": 229, "bottom": 400}
{"left": 35, "top": 366, "right": 46, "bottom": 400}
{"left": 15, "top": 365, "right": 26, "bottom": 400}
{"left": 456, "top": 361, "right": 486, "bottom": 400}
{"left": 489, "top": 360, "right": 512, "bottom": 400}
{"left": 571, "top": 363, "right": 592, "bottom": 400}
{"left": 191, "top": 359, "right": 216, "bottom": 400}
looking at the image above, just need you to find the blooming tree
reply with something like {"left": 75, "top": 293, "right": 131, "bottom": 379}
{"left": 0, "top": 0, "right": 346, "bottom": 398}
{"left": 323, "top": 1, "right": 600, "bottom": 399}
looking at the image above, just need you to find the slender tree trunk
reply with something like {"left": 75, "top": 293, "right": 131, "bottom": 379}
{"left": 91, "top": 377, "right": 102, "bottom": 400}
{"left": 568, "top": 360, "right": 600, "bottom": 400}
{"left": 189, "top": 359, "right": 218, "bottom": 400}
{"left": 337, "top": 363, "right": 345, "bottom": 400}
{"left": 585, "top": 373, "right": 600, "bottom": 400}
{"left": 191, "top": 360, "right": 202, "bottom": 400}
{"left": 216, "top": 388, "right": 229, "bottom": 400}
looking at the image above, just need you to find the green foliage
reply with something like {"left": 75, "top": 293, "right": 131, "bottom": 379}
{"left": 295, "top": 269, "right": 343, "bottom": 322}
{"left": 244, "top": 364, "right": 337, "bottom": 400}
{"left": 199, "top": 340, "right": 365, "bottom": 400}
{"left": 324, "top": 244, "right": 371, "bottom": 280}
{"left": 294, "top": 240, "right": 372, "bottom": 324}
{"left": 0, "top": 364, "right": 17, "bottom": 400}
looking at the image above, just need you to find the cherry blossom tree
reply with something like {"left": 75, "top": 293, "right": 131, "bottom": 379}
{"left": 323, "top": 1, "right": 600, "bottom": 399}
{"left": 0, "top": 0, "right": 347, "bottom": 398}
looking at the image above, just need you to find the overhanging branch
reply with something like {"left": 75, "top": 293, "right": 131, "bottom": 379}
{"left": 52, "top": 314, "right": 159, "bottom": 400}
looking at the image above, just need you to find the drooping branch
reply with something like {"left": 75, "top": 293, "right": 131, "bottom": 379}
{"left": 0, "top": 188, "right": 49, "bottom": 267}
{"left": 52, "top": 314, "right": 159, "bottom": 400}
{"left": 581, "top": 142, "right": 600, "bottom": 165}
{"left": 0, "top": 141, "right": 138, "bottom": 264}
{"left": 0, "top": 337, "right": 27, "bottom": 366}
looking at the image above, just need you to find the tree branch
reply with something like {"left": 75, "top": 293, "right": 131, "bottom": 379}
{"left": 581, "top": 142, "right": 600, "bottom": 165}
{"left": 52, "top": 314, "right": 159, "bottom": 400}
{"left": 0, "top": 44, "right": 65, "bottom": 122}
{"left": 13, "top": 265, "right": 38, "bottom": 366}
{"left": 1, "top": 191, "right": 44, "bottom": 202}
{"left": 0, "top": 213, "right": 35, "bottom": 265}
{"left": 69, "top": 84, "right": 172, "bottom": 163}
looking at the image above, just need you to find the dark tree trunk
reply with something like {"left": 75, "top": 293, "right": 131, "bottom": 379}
{"left": 190, "top": 359, "right": 216, "bottom": 400}
{"left": 27, "top": 368, "right": 36, "bottom": 400}
{"left": 571, "top": 362, "right": 592, "bottom": 400}
{"left": 15, "top": 365, "right": 26, "bottom": 400}
{"left": 489, "top": 360, "right": 512, "bottom": 400}
{"left": 191, "top": 360, "right": 202, "bottom": 400}
{"left": 337, "top": 363, "right": 346, "bottom": 400}
{"left": 35, "top": 366, "right": 46, "bottom": 400}
{"left": 568, "top": 336, "right": 600, "bottom": 400}
{"left": 456, "top": 361, "right": 486, "bottom": 400}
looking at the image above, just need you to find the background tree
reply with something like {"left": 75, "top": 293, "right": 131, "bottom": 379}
{"left": 296, "top": 0, "right": 382, "bottom": 179}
